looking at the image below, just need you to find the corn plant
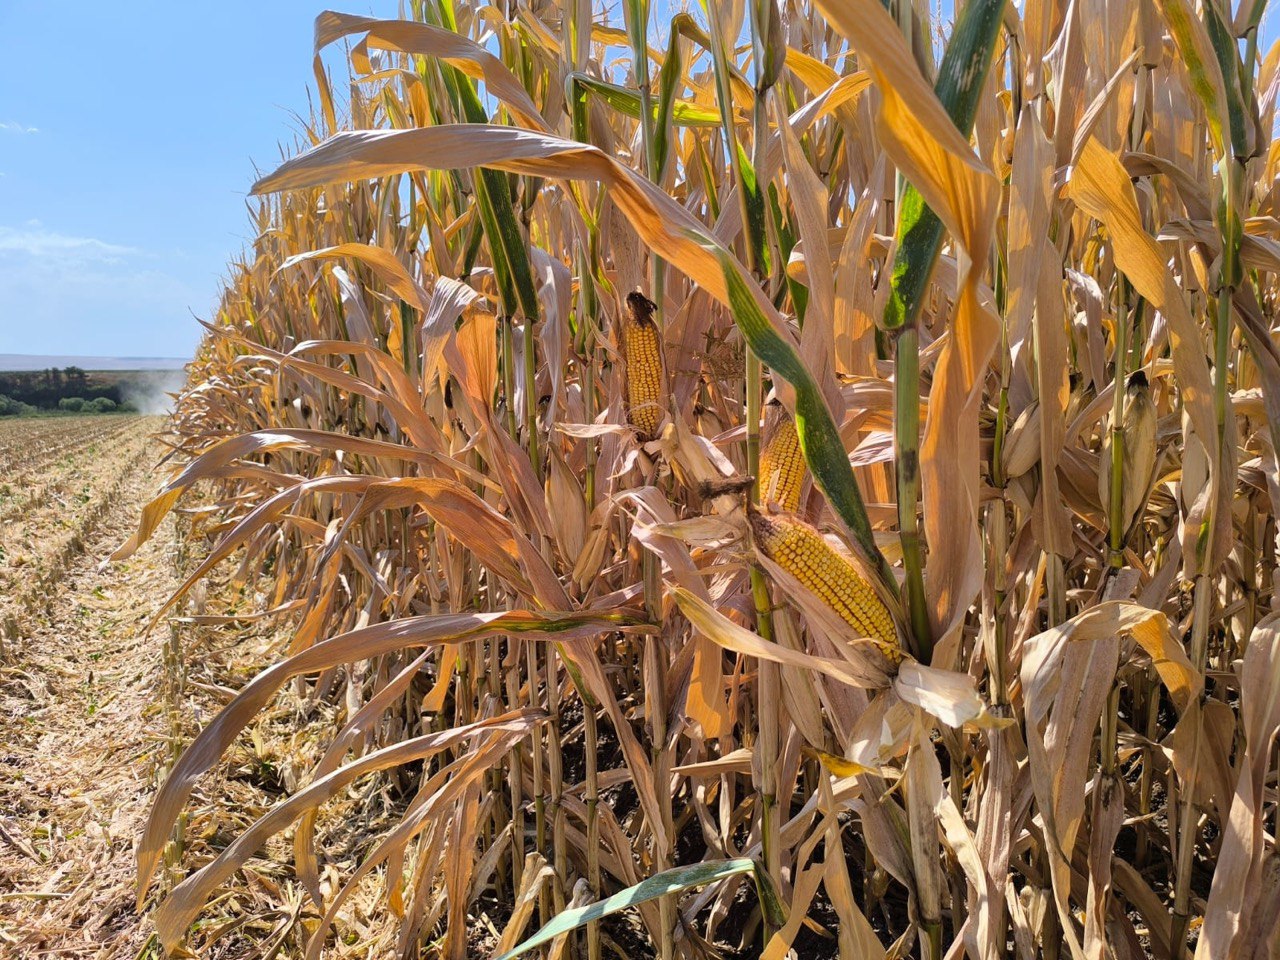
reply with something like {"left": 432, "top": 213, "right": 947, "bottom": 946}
{"left": 123, "top": 0, "right": 1280, "bottom": 957}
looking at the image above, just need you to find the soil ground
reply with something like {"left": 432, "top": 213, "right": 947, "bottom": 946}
{"left": 0, "top": 417, "right": 176, "bottom": 958}
{"left": 0, "top": 419, "right": 400, "bottom": 960}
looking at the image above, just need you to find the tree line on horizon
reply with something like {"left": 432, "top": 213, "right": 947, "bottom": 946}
{"left": 0, "top": 367, "right": 139, "bottom": 416}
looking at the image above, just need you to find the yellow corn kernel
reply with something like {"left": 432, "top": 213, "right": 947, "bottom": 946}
{"left": 759, "top": 415, "right": 805, "bottom": 511}
{"left": 621, "top": 291, "right": 665, "bottom": 440}
{"left": 749, "top": 509, "right": 899, "bottom": 660}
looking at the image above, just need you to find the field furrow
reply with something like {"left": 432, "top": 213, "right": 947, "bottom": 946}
{"left": 0, "top": 421, "right": 305, "bottom": 960}
{"left": 0, "top": 417, "right": 160, "bottom": 643}
{"left": 0, "top": 424, "right": 179, "bottom": 957}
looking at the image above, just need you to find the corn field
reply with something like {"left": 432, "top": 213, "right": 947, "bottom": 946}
{"left": 123, "top": 0, "right": 1280, "bottom": 956}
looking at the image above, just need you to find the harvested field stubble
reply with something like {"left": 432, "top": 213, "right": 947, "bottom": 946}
{"left": 116, "top": 0, "right": 1280, "bottom": 958}
{"left": 0, "top": 417, "right": 158, "bottom": 645}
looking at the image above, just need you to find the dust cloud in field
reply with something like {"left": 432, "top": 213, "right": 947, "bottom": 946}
{"left": 120, "top": 369, "right": 186, "bottom": 415}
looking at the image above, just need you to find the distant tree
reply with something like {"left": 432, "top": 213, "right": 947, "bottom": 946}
{"left": 89, "top": 397, "right": 117, "bottom": 412}
{"left": 0, "top": 394, "right": 29, "bottom": 416}
{"left": 0, "top": 370, "right": 129, "bottom": 410}
{"left": 58, "top": 396, "right": 85, "bottom": 412}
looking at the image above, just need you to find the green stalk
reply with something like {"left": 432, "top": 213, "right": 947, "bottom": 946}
{"left": 431, "top": 0, "right": 542, "bottom": 491}
{"left": 1171, "top": 575, "right": 1212, "bottom": 957}
{"left": 546, "top": 648, "right": 566, "bottom": 916}
{"left": 568, "top": 70, "right": 603, "bottom": 512}
{"left": 895, "top": 329, "right": 930, "bottom": 649}
{"left": 985, "top": 243, "right": 1013, "bottom": 710}
{"left": 1172, "top": 54, "right": 1244, "bottom": 939}
{"left": 642, "top": 558, "right": 674, "bottom": 960}
{"left": 505, "top": 644, "right": 526, "bottom": 899}
{"left": 501, "top": 317, "right": 519, "bottom": 440}
{"left": 883, "top": 0, "right": 1008, "bottom": 662}
{"left": 524, "top": 312, "right": 540, "bottom": 479}
{"left": 525, "top": 642, "right": 550, "bottom": 934}
{"left": 583, "top": 694, "right": 602, "bottom": 960}
{"left": 1107, "top": 283, "right": 1131, "bottom": 568}
{"left": 1137, "top": 661, "right": 1159, "bottom": 868}
{"left": 747, "top": 1, "right": 785, "bottom": 934}
{"left": 581, "top": 253, "right": 600, "bottom": 510}
{"left": 621, "top": 6, "right": 677, "bottom": 957}
{"left": 746, "top": 353, "right": 780, "bottom": 935}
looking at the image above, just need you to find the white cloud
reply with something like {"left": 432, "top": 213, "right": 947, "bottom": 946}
{"left": 0, "top": 220, "right": 210, "bottom": 356}
{"left": 0, "top": 242, "right": 206, "bottom": 357}
{"left": 0, "top": 121, "right": 39, "bottom": 134}
{"left": 0, "top": 225, "right": 138, "bottom": 261}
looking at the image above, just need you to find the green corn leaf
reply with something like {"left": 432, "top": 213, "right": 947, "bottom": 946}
{"left": 703, "top": 238, "right": 895, "bottom": 592}
{"left": 493, "top": 859, "right": 759, "bottom": 960}
{"left": 477, "top": 163, "right": 541, "bottom": 322}
{"left": 568, "top": 73, "right": 722, "bottom": 128}
{"left": 770, "top": 182, "right": 808, "bottom": 324}
{"left": 653, "top": 20, "right": 688, "bottom": 177}
{"left": 473, "top": 172, "right": 518, "bottom": 314}
{"left": 751, "top": 0, "right": 785, "bottom": 90}
{"left": 736, "top": 140, "right": 772, "bottom": 276}
{"left": 459, "top": 210, "right": 485, "bottom": 279}
{"left": 1156, "top": 0, "right": 1230, "bottom": 160}
{"left": 429, "top": 0, "right": 540, "bottom": 321}
{"left": 620, "top": 0, "right": 649, "bottom": 72}
{"left": 567, "top": 70, "right": 589, "bottom": 142}
{"left": 882, "top": 0, "right": 1006, "bottom": 330}
{"left": 705, "top": 0, "right": 769, "bottom": 274}
{"left": 693, "top": 137, "right": 723, "bottom": 220}
{"left": 1204, "top": 0, "right": 1251, "bottom": 161}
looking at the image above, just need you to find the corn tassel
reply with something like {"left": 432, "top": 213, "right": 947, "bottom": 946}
{"left": 620, "top": 291, "right": 665, "bottom": 440}
{"left": 749, "top": 508, "right": 900, "bottom": 660}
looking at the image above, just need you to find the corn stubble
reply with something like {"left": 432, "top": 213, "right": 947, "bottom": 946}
{"left": 124, "top": 0, "right": 1280, "bottom": 958}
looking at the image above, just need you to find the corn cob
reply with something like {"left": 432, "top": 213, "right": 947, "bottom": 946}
{"left": 759, "top": 413, "right": 805, "bottom": 511}
{"left": 748, "top": 508, "right": 900, "bottom": 660}
{"left": 620, "top": 291, "right": 665, "bottom": 440}
{"left": 1098, "top": 370, "right": 1157, "bottom": 534}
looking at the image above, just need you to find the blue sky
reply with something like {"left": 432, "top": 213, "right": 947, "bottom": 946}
{"left": 0, "top": 2, "right": 372, "bottom": 359}
{"left": 1, "top": 2, "right": 1277, "bottom": 361}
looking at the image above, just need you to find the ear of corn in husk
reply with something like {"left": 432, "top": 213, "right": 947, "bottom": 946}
{"left": 1001, "top": 400, "right": 1041, "bottom": 480}
{"left": 1099, "top": 370, "right": 1157, "bottom": 535}
{"left": 748, "top": 507, "right": 900, "bottom": 661}
{"left": 620, "top": 290, "right": 665, "bottom": 440}
{"left": 759, "top": 409, "right": 806, "bottom": 511}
